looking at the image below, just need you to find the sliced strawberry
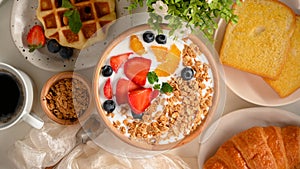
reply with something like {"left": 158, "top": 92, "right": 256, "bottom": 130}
{"left": 128, "top": 88, "right": 152, "bottom": 114}
{"left": 150, "top": 90, "right": 160, "bottom": 101}
{"left": 115, "top": 78, "right": 140, "bottom": 105}
{"left": 103, "top": 78, "right": 113, "bottom": 99}
{"left": 26, "top": 25, "right": 46, "bottom": 52}
{"left": 124, "top": 57, "right": 151, "bottom": 86}
{"left": 109, "top": 52, "right": 133, "bottom": 73}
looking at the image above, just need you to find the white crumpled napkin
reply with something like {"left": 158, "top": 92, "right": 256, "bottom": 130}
{"left": 8, "top": 122, "right": 80, "bottom": 168}
{"left": 8, "top": 122, "right": 192, "bottom": 169}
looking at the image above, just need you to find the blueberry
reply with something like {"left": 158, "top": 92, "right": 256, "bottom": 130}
{"left": 155, "top": 34, "right": 167, "bottom": 44}
{"left": 101, "top": 65, "right": 113, "bottom": 77}
{"left": 131, "top": 111, "right": 143, "bottom": 119}
{"left": 59, "top": 46, "right": 73, "bottom": 59}
{"left": 47, "top": 39, "right": 61, "bottom": 53}
{"left": 103, "top": 100, "right": 116, "bottom": 113}
{"left": 143, "top": 31, "right": 155, "bottom": 43}
{"left": 181, "top": 67, "right": 194, "bottom": 80}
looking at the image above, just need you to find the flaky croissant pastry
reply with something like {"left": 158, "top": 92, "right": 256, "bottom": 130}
{"left": 203, "top": 126, "right": 300, "bottom": 169}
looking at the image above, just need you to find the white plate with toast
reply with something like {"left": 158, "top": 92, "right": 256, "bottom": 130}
{"left": 198, "top": 107, "right": 300, "bottom": 168}
{"left": 214, "top": 0, "right": 300, "bottom": 106}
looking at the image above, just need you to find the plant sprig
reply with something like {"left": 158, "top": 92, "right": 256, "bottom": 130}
{"left": 62, "top": 0, "right": 82, "bottom": 34}
{"left": 127, "top": 0, "right": 239, "bottom": 41}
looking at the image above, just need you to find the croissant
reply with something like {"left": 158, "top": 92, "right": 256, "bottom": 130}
{"left": 203, "top": 126, "right": 300, "bottom": 169}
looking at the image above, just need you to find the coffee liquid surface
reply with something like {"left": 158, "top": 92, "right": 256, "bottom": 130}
{"left": 0, "top": 72, "right": 21, "bottom": 122}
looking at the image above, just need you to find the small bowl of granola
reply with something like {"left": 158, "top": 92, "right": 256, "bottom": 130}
{"left": 41, "top": 71, "right": 92, "bottom": 125}
{"left": 93, "top": 24, "right": 225, "bottom": 151}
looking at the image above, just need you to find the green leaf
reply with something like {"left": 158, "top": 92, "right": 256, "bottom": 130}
{"left": 161, "top": 82, "right": 173, "bottom": 93}
{"left": 153, "top": 84, "right": 161, "bottom": 90}
{"left": 147, "top": 0, "right": 156, "bottom": 6}
{"left": 62, "top": 0, "right": 74, "bottom": 9}
{"left": 28, "top": 44, "right": 43, "bottom": 53}
{"left": 164, "top": 14, "right": 172, "bottom": 20}
{"left": 147, "top": 71, "right": 159, "bottom": 84}
{"left": 61, "top": 0, "right": 83, "bottom": 34}
{"left": 64, "top": 10, "right": 82, "bottom": 34}
{"left": 126, "top": 0, "right": 238, "bottom": 41}
{"left": 64, "top": 10, "right": 73, "bottom": 17}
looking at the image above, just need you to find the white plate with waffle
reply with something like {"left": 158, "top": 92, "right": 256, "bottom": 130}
{"left": 10, "top": 0, "right": 117, "bottom": 72}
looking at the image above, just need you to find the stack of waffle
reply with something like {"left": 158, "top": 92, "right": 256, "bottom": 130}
{"left": 36, "top": 0, "right": 116, "bottom": 49}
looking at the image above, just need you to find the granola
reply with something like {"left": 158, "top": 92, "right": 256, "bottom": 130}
{"left": 45, "top": 78, "right": 89, "bottom": 122}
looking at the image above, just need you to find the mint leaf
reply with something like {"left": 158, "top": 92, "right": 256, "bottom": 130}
{"left": 147, "top": 71, "right": 159, "bottom": 84}
{"left": 61, "top": 0, "right": 82, "bottom": 34}
{"left": 64, "top": 10, "right": 82, "bottom": 34}
{"left": 153, "top": 84, "right": 161, "bottom": 90}
{"left": 64, "top": 10, "right": 73, "bottom": 17}
{"left": 62, "top": 0, "right": 74, "bottom": 8}
{"left": 161, "top": 82, "right": 173, "bottom": 93}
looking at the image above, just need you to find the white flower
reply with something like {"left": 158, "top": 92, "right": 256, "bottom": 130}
{"left": 152, "top": 0, "right": 168, "bottom": 15}
{"left": 206, "top": 0, "right": 213, "bottom": 4}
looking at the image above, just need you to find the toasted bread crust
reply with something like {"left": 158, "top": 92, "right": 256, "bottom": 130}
{"left": 264, "top": 16, "right": 300, "bottom": 97}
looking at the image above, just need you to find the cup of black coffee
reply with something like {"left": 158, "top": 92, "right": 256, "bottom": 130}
{"left": 0, "top": 62, "right": 44, "bottom": 130}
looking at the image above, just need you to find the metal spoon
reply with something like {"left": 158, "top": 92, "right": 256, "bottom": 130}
{"left": 45, "top": 115, "right": 103, "bottom": 169}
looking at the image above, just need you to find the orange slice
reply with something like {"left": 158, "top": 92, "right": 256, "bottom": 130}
{"left": 154, "top": 68, "right": 170, "bottom": 77}
{"left": 169, "top": 44, "right": 181, "bottom": 57}
{"left": 155, "top": 52, "right": 180, "bottom": 76}
{"left": 130, "top": 35, "right": 145, "bottom": 55}
{"left": 154, "top": 44, "right": 181, "bottom": 77}
{"left": 150, "top": 45, "right": 168, "bottom": 62}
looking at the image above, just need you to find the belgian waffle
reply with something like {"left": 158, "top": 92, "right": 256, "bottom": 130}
{"left": 36, "top": 0, "right": 116, "bottom": 49}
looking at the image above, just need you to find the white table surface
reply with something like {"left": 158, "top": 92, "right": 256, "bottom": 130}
{"left": 1, "top": 1, "right": 300, "bottom": 169}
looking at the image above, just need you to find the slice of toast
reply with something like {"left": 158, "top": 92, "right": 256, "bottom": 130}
{"left": 264, "top": 16, "right": 300, "bottom": 97}
{"left": 220, "top": 0, "right": 296, "bottom": 79}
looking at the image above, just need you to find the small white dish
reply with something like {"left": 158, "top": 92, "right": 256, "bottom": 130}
{"left": 214, "top": 0, "right": 300, "bottom": 106}
{"left": 198, "top": 107, "right": 300, "bottom": 168}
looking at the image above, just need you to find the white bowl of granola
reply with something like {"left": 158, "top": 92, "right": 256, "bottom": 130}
{"left": 93, "top": 24, "right": 225, "bottom": 151}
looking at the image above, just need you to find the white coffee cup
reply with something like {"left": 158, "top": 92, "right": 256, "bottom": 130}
{"left": 0, "top": 62, "right": 44, "bottom": 130}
